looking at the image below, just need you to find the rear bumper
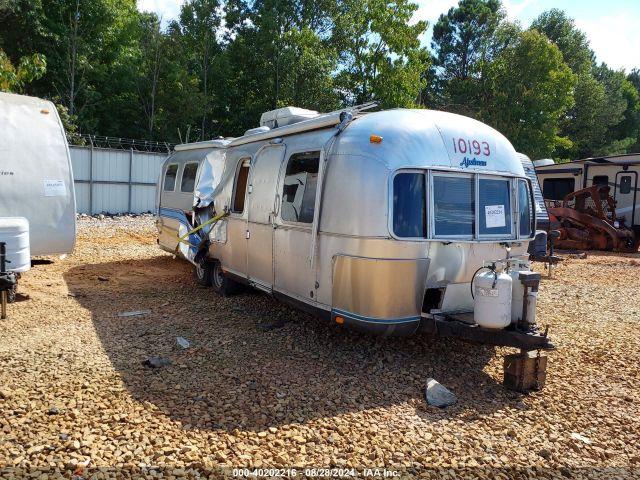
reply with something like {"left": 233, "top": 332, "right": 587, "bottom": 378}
{"left": 420, "top": 312, "right": 555, "bottom": 350}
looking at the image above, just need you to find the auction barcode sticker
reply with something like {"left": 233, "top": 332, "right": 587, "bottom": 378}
{"left": 43, "top": 179, "right": 66, "bottom": 197}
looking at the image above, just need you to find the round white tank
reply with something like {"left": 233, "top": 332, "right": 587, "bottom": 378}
{"left": 473, "top": 268, "right": 512, "bottom": 329}
{"left": 0, "top": 217, "right": 31, "bottom": 272}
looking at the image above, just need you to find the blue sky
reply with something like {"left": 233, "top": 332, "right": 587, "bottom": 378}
{"left": 138, "top": 0, "right": 640, "bottom": 72}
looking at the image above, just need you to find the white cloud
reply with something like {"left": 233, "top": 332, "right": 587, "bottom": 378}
{"left": 411, "top": 0, "right": 458, "bottom": 24}
{"left": 502, "top": 0, "right": 536, "bottom": 20}
{"left": 576, "top": 13, "right": 640, "bottom": 72}
{"left": 137, "top": 0, "right": 185, "bottom": 22}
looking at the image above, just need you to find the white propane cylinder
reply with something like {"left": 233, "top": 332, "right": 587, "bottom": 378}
{"left": 0, "top": 217, "right": 31, "bottom": 272}
{"left": 473, "top": 267, "right": 512, "bottom": 329}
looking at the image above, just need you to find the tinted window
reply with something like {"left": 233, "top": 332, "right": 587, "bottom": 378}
{"left": 232, "top": 160, "right": 250, "bottom": 213}
{"left": 518, "top": 179, "right": 533, "bottom": 237}
{"left": 620, "top": 176, "right": 632, "bottom": 195}
{"left": 543, "top": 178, "right": 575, "bottom": 200}
{"left": 393, "top": 173, "right": 426, "bottom": 238}
{"left": 180, "top": 163, "right": 198, "bottom": 193}
{"left": 281, "top": 152, "right": 320, "bottom": 223}
{"left": 479, "top": 178, "right": 512, "bottom": 236}
{"left": 433, "top": 176, "right": 474, "bottom": 236}
{"left": 593, "top": 175, "right": 608, "bottom": 186}
{"left": 163, "top": 164, "right": 178, "bottom": 191}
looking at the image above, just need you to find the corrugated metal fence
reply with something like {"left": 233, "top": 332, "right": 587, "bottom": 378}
{"left": 70, "top": 146, "right": 168, "bottom": 214}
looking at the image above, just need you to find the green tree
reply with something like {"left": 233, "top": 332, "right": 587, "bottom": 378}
{"left": 530, "top": 9, "right": 593, "bottom": 74}
{"left": 333, "top": 0, "right": 429, "bottom": 108}
{"left": 481, "top": 29, "right": 575, "bottom": 158}
{"left": 430, "top": 0, "right": 513, "bottom": 113}
{"left": 532, "top": 9, "right": 639, "bottom": 158}
{"left": 0, "top": 49, "right": 46, "bottom": 92}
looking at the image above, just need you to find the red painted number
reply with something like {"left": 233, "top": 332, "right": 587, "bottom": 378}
{"left": 452, "top": 137, "right": 491, "bottom": 156}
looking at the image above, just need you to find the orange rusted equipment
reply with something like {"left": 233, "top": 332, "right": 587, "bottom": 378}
{"left": 547, "top": 185, "right": 638, "bottom": 252}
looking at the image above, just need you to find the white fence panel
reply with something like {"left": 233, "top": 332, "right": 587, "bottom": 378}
{"left": 69, "top": 146, "right": 168, "bottom": 214}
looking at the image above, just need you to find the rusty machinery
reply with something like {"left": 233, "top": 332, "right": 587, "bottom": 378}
{"left": 547, "top": 185, "right": 638, "bottom": 252}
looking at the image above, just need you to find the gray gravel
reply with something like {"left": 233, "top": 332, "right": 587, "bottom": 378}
{"left": 0, "top": 216, "right": 639, "bottom": 479}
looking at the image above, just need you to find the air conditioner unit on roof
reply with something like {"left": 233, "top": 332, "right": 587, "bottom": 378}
{"left": 260, "top": 107, "right": 320, "bottom": 129}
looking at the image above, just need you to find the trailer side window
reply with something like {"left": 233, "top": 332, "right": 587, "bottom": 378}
{"left": 433, "top": 176, "right": 475, "bottom": 237}
{"left": 232, "top": 159, "right": 250, "bottom": 213}
{"left": 620, "top": 176, "right": 632, "bottom": 194}
{"left": 518, "top": 179, "right": 533, "bottom": 237}
{"left": 281, "top": 152, "right": 320, "bottom": 224}
{"left": 163, "top": 164, "right": 178, "bottom": 191}
{"left": 393, "top": 172, "right": 426, "bottom": 238}
{"left": 543, "top": 178, "right": 575, "bottom": 200}
{"left": 592, "top": 175, "right": 609, "bottom": 187}
{"left": 180, "top": 162, "right": 198, "bottom": 193}
{"left": 479, "top": 178, "right": 512, "bottom": 236}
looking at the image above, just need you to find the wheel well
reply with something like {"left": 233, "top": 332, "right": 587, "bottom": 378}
{"left": 422, "top": 288, "right": 444, "bottom": 313}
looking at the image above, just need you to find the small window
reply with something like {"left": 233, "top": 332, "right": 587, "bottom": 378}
{"left": 281, "top": 152, "right": 320, "bottom": 224}
{"left": 232, "top": 159, "right": 250, "bottom": 213}
{"left": 393, "top": 172, "right": 426, "bottom": 238}
{"left": 479, "top": 178, "right": 512, "bottom": 236}
{"left": 180, "top": 162, "right": 199, "bottom": 193}
{"left": 433, "top": 176, "right": 475, "bottom": 237}
{"left": 518, "top": 179, "right": 533, "bottom": 237}
{"left": 592, "top": 175, "right": 609, "bottom": 187}
{"left": 620, "top": 176, "right": 632, "bottom": 195}
{"left": 543, "top": 178, "right": 575, "bottom": 201}
{"left": 163, "top": 164, "right": 178, "bottom": 191}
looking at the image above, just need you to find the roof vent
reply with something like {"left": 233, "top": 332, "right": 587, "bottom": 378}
{"left": 260, "top": 107, "right": 319, "bottom": 129}
{"left": 533, "top": 159, "right": 555, "bottom": 168}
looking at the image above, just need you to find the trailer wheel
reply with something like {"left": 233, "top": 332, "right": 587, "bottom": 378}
{"left": 194, "top": 262, "right": 213, "bottom": 287}
{"left": 211, "top": 261, "right": 241, "bottom": 296}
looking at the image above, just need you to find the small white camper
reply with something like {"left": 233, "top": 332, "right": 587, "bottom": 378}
{"left": 0, "top": 92, "right": 76, "bottom": 258}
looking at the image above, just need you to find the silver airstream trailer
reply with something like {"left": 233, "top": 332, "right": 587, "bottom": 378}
{"left": 157, "top": 106, "right": 552, "bottom": 353}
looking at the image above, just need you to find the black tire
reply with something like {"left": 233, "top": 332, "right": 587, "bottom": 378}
{"left": 193, "top": 262, "right": 213, "bottom": 287}
{"left": 211, "top": 261, "right": 242, "bottom": 296}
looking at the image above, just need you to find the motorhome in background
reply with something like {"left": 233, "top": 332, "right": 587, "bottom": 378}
{"left": 535, "top": 154, "right": 640, "bottom": 240}
{"left": 156, "top": 106, "right": 551, "bottom": 352}
{"left": 0, "top": 93, "right": 76, "bottom": 258}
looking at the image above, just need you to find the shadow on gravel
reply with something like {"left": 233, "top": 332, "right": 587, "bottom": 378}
{"left": 64, "top": 255, "right": 517, "bottom": 432}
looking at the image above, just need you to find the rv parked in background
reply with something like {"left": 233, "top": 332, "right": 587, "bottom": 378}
{"left": 535, "top": 154, "right": 640, "bottom": 239}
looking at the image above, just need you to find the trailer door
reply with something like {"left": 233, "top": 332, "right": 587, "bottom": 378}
{"left": 246, "top": 144, "right": 286, "bottom": 290}
{"left": 614, "top": 171, "right": 637, "bottom": 227}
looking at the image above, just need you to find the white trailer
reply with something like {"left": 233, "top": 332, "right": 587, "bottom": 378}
{"left": 535, "top": 154, "right": 640, "bottom": 241}
{"left": 0, "top": 93, "right": 76, "bottom": 257}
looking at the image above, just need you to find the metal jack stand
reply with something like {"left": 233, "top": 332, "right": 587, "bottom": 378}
{"left": 546, "top": 230, "right": 561, "bottom": 279}
{"left": 0, "top": 242, "right": 16, "bottom": 320}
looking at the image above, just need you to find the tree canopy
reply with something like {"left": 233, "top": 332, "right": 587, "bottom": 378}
{"left": 0, "top": 0, "right": 638, "bottom": 160}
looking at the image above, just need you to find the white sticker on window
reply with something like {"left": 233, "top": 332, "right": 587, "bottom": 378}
{"left": 43, "top": 179, "right": 66, "bottom": 197}
{"left": 485, "top": 204, "right": 505, "bottom": 228}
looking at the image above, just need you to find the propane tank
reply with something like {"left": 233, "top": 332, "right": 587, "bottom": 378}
{"left": 473, "top": 263, "right": 512, "bottom": 329}
{"left": 507, "top": 255, "right": 531, "bottom": 324}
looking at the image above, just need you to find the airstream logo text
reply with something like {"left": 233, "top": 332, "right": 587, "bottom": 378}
{"left": 0, "top": 170, "right": 14, "bottom": 176}
{"left": 459, "top": 157, "right": 487, "bottom": 168}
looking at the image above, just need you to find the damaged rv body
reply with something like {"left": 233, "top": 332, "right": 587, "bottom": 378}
{"left": 157, "top": 107, "right": 552, "bottom": 350}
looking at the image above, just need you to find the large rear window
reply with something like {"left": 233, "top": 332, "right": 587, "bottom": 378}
{"left": 478, "top": 178, "right": 512, "bottom": 236}
{"left": 433, "top": 176, "right": 475, "bottom": 237}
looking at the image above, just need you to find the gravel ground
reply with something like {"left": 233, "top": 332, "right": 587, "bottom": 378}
{"left": 1, "top": 216, "right": 639, "bottom": 479}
